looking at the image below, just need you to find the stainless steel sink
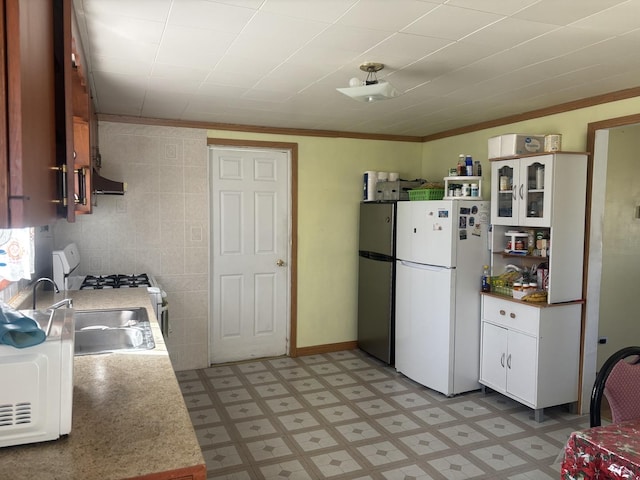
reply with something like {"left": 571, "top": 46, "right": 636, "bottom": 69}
{"left": 74, "top": 308, "right": 155, "bottom": 355}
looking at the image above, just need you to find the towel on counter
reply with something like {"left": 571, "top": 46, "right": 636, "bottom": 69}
{"left": 0, "top": 302, "right": 46, "bottom": 348}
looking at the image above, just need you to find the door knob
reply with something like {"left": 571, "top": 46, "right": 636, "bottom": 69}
{"left": 276, "top": 259, "right": 286, "bottom": 267}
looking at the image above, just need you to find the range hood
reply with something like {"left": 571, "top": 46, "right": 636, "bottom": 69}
{"left": 92, "top": 168, "right": 127, "bottom": 195}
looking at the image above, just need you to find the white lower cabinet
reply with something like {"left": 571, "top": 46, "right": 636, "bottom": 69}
{"left": 479, "top": 295, "right": 581, "bottom": 421}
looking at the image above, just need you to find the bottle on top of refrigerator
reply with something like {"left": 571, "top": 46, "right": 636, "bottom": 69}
{"left": 457, "top": 155, "right": 465, "bottom": 176}
{"left": 465, "top": 155, "right": 473, "bottom": 176}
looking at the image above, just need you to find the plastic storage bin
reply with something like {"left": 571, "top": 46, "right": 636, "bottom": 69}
{"left": 408, "top": 188, "right": 445, "bottom": 201}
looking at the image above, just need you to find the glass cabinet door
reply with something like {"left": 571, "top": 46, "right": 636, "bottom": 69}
{"left": 491, "top": 160, "right": 518, "bottom": 225}
{"left": 520, "top": 155, "right": 552, "bottom": 227}
{"left": 491, "top": 155, "right": 552, "bottom": 227}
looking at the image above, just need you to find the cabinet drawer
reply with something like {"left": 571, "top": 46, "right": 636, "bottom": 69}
{"left": 482, "top": 296, "right": 540, "bottom": 336}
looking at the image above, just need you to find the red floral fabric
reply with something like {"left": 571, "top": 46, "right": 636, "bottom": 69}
{"left": 561, "top": 419, "right": 640, "bottom": 479}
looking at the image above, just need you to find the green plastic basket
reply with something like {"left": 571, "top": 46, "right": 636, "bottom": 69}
{"left": 408, "top": 188, "right": 445, "bottom": 201}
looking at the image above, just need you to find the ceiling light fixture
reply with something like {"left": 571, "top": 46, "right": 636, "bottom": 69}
{"left": 336, "top": 62, "right": 400, "bottom": 103}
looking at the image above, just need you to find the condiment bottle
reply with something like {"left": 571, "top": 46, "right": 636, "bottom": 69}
{"left": 512, "top": 282, "right": 522, "bottom": 295}
{"left": 457, "top": 155, "right": 465, "bottom": 176}
{"left": 527, "top": 230, "right": 535, "bottom": 254}
{"left": 462, "top": 183, "right": 470, "bottom": 196}
{"left": 481, "top": 265, "right": 491, "bottom": 292}
{"left": 465, "top": 155, "right": 473, "bottom": 176}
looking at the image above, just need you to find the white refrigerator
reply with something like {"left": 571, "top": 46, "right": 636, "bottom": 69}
{"left": 395, "top": 199, "right": 490, "bottom": 396}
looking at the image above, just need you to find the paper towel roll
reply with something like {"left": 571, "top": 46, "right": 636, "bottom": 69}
{"left": 363, "top": 171, "right": 377, "bottom": 202}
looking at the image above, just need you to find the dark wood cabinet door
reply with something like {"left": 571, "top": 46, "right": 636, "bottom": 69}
{"left": 0, "top": 1, "right": 9, "bottom": 226}
{"left": 4, "top": 0, "right": 59, "bottom": 227}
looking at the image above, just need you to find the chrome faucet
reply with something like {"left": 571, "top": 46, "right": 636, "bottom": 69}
{"left": 48, "top": 298, "right": 73, "bottom": 310}
{"left": 32, "top": 277, "right": 60, "bottom": 309}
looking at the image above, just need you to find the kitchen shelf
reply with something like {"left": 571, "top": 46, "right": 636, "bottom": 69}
{"left": 444, "top": 175, "right": 483, "bottom": 199}
{"left": 496, "top": 252, "right": 548, "bottom": 260}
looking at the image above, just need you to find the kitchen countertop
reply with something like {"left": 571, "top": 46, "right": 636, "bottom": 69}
{"left": 0, "top": 289, "right": 206, "bottom": 480}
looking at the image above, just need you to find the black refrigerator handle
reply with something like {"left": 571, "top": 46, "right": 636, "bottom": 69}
{"left": 359, "top": 251, "right": 394, "bottom": 262}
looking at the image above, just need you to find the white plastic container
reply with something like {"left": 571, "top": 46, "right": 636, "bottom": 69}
{"left": 499, "top": 134, "right": 545, "bottom": 156}
{"left": 488, "top": 135, "right": 502, "bottom": 159}
{"left": 363, "top": 171, "right": 377, "bottom": 202}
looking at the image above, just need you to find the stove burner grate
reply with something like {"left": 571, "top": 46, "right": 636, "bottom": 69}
{"left": 80, "top": 273, "right": 152, "bottom": 290}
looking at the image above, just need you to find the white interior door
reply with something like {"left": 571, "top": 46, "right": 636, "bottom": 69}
{"left": 210, "top": 146, "right": 290, "bottom": 363}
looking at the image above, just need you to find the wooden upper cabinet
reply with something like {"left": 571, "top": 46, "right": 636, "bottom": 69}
{"left": 53, "top": 0, "right": 97, "bottom": 218}
{"left": 0, "top": 1, "right": 9, "bottom": 226}
{"left": 72, "top": 116, "right": 92, "bottom": 213}
{"left": 2, "top": 0, "right": 60, "bottom": 227}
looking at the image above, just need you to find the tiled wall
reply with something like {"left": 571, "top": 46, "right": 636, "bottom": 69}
{"left": 53, "top": 122, "right": 210, "bottom": 371}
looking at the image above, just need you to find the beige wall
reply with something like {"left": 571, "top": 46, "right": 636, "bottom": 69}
{"left": 207, "top": 133, "right": 423, "bottom": 350}
{"left": 52, "top": 96, "right": 640, "bottom": 374}
{"left": 421, "top": 97, "right": 640, "bottom": 188}
{"left": 55, "top": 123, "right": 422, "bottom": 371}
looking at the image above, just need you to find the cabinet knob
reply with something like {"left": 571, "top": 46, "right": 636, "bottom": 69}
{"left": 507, "top": 354, "right": 512, "bottom": 369}
{"left": 510, "top": 312, "right": 516, "bottom": 319}
{"left": 500, "top": 353, "right": 505, "bottom": 367}
{"left": 499, "top": 310, "right": 506, "bottom": 316}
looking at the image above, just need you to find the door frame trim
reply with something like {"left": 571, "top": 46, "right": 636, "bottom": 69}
{"left": 207, "top": 137, "right": 299, "bottom": 357}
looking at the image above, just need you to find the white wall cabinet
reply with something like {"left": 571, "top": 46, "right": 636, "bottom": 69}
{"left": 480, "top": 296, "right": 581, "bottom": 421}
{"left": 490, "top": 153, "right": 580, "bottom": 227}
{"left": 489, "top": 152, "right": 587, "bottom": 304}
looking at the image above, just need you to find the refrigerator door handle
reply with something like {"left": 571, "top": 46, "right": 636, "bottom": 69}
{"left": 361, "top": 251, "right": 394, "bottom": 262}
{"left": 399, "top": 260, "right": 449, "bottom": 271}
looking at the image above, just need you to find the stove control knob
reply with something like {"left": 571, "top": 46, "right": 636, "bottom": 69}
{"left": 276, "top": 259, "right": 286, "bottom": 267}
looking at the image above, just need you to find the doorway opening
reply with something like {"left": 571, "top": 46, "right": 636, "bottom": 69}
{"left": 582, "top": 113, "right": 640, "bottom": 410}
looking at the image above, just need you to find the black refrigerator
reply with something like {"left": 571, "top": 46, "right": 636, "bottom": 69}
{"left": 357, "top": 201, "right": 397, "bottom": 365}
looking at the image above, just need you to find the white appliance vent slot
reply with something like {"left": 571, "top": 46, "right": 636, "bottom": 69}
{"left": 0, "top": 402, "right": 33, "bottom": 427}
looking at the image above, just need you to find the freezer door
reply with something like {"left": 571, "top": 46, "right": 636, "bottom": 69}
{"left": 358, "top": 202, "right": 395, "bottom": 256}
{"left": 396, "top": 201, "right": 457, "bottom": 266}
{"left": 357, "top": 255, "right": 394, "bottom": 364}
{"left": 395, "top": 260, "right": 455, "bottom": 395}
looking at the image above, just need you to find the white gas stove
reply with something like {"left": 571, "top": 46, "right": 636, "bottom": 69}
{"left": 52, "top": 243, "right": 168, "bottom": 336}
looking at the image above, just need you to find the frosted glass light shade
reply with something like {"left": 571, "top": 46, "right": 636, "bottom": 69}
{"left": 336, "top": 80, "right": 400, "bottom": 103}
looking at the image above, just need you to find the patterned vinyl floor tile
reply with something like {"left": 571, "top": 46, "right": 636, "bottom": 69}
{"left": 176, "top": 349, "right": 589, "bottom": 479}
